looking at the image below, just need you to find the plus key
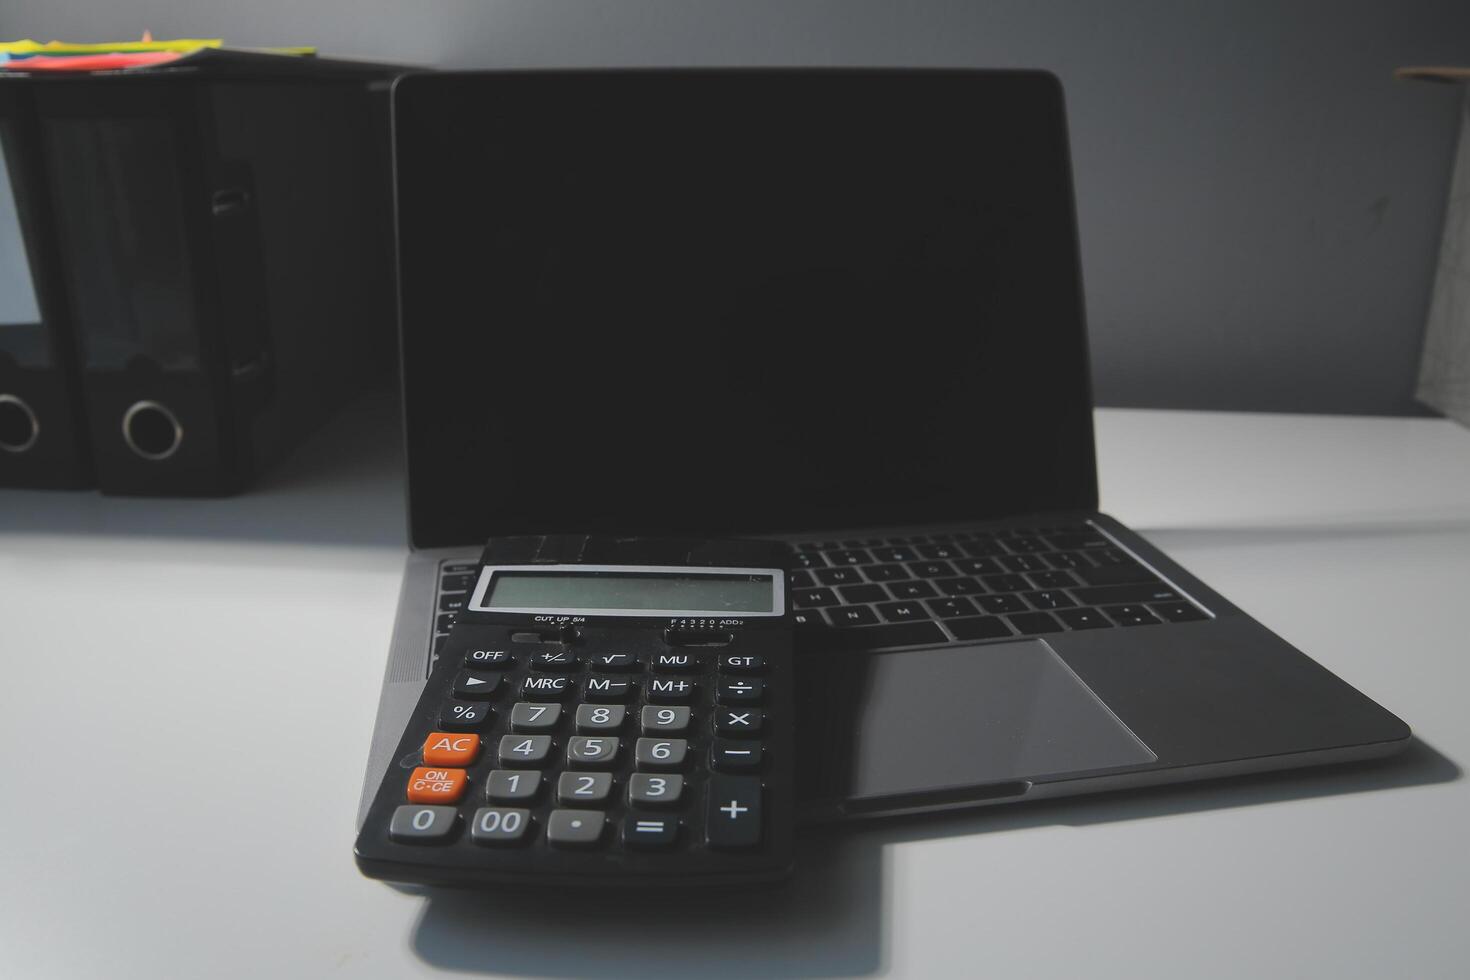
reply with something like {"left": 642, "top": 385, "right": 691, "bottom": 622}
{"left": 706, "top": 775, "right": 761, "bottom": 849}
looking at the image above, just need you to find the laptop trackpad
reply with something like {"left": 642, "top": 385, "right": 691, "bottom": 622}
{"left": 832, "top": 639, "right": 1156, "bottom": 813}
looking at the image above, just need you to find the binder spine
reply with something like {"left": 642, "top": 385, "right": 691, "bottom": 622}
{"left": 0, "top": 82, "right": 92, "bottom": 488}
{"left": 38, "top": 80, "right": 245, "bottom": 494}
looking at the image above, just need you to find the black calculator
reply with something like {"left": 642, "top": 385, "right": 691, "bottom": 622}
{"left": 354, "top": 534, "right": 795, "bottom": 887}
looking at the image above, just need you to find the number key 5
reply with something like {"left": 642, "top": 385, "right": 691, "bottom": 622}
{"left": 566, "top": 736, "right": 620, "bottom": 767}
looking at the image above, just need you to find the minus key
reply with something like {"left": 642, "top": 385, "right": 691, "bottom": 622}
{"left": 711, "top": 739, "right": 763, "bottom": 771}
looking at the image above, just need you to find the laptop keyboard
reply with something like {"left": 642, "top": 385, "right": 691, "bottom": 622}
{"left": 428, "top": 523, "right": 1209, "bottom": 672}
{"left": 788, "top": 523, "right": 1208, "bottom": 649}
{"left": 430, "top": 562, "right": 480, "bottom": 672}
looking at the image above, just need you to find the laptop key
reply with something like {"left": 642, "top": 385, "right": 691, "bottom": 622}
{"left": 953, "top": 557, "right": 1001, "bottom": 575}
{"left": 815, "top": 567, "right": 864, "bottom": 586}
{"left": 977, "top": 594, "right": 1027, "bottom": 614}
{"left": 917, "top": 543, "right": 965, "bottom": 560}
{"left": 1102, "top": 604, "right": 1163, "bottom": 627}
{"left": 887, "top": 580, "right": 937, "bottom": 600}
{"left": 839, "top": 584, "right": 887, "bottom": 604}
{"left": 1000, "top": 554, "right": 1049, "bottom": 573}
{"left": 1045, "top": 533, "right": 1110, "bottom": 550}
{"left": 1152, "top": 602, "right": 1208, "bottom": 623}
{"left": 793, "top": 587, "right": 840, "bottom": 607}
{"left": 1024, "top": 590, "right": 1075, "bottom": 610}
{"left": 876, "top": 601, "right": 928, "bottom": 623}
{"left": 792, "top": 552, "right": 827, "bottom": 569}
{"left": 833, "top": 621, "right": 948, "bottom": 650}
{"left": 440, "top": 573, "right": 476, "bottom": 593}
{"left": 927, "top": 597, "right": 977, "bottom": 618}
{"left": 788, "top": 570, "right": 815, "bottom": 589}
{"left": 1028, "top": 569, "right": 1079, "bottom": 589}
{"left": 1046, "top": 551, "right": 1090, "bottom": 570}
{"left": 1057, "top": 607, "right": 1110, "bottom": 630}
{"left": 935, "top": 576, "right": 986, "bottom": 596}
{"left": 829, "top": 605, "right": 880, "bottom": 627}
{"left": 982, "top": 573, "right": 1030, "bottom": 593}
{"left": 1075, "top": 564, "right": 1157, "bottom": 587}
{"left": 1003, "top": 536, "right": 1049, "bottom": 553}
{"left": 792, "top": 609, "right": 827, "bottom": 629}
{"left": 1071, "top": 583, "right": 1182, "bottom": 605}
{"left": 1008, "top": 612, "right": 1064, "bottom": 635}
{"left": 961, "top": 539, "right": 1006, "bottom": 557}
{"left": 907, "top": 560, "right": 956, "bottom": 578}
{"left": 864, "top": 564, "right": 911, "bottom": 582}
{"left": 872, "top": 547, "right": 918, "bottom": 563}
{"left": 828, "top": 549, "right": 873, "bottom": 566}
{"left": 1089, "top": 547, "right": 1137, "bottom": 567}
{"left": 945, "top": 616, "right": 1013, "bottom": 640}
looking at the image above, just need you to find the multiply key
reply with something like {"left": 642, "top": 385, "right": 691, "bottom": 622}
{"left": 715, "top": 708, "right": 764, "bottom": 736}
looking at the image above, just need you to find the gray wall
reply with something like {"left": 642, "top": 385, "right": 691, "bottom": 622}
{"left": 7, "top": 0, "right": 1470, "bottom": 415}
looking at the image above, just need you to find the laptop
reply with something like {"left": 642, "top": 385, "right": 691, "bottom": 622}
{"left": 358, "top": 68, "right": 1409, "bottom": 826}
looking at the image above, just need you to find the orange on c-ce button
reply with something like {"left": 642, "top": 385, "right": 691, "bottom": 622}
{"left": 406, "top": 766, "right": 468, "bottom": 804}
{"left": 422, "top": 731, "right": 481, "bottom": 766}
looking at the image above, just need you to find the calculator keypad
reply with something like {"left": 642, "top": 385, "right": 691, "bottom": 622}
{"left": 358, "top": 539, "right": 794, "bottom": 888}
{"left": 368, "top": 621, "right": 786, "bottom": 873}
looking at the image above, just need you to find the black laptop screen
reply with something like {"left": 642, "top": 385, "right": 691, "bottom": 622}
{"left": 395, "top": 70, "right": 1096, "bottom": 548}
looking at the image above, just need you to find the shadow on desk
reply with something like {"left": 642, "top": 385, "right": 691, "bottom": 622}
{"left": 409, "top": 738, "right": 1457, "bottom": 979}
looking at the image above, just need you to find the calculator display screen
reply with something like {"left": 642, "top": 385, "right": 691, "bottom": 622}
{"left": 483, "top": 570, "right": 776, "bottom": 614}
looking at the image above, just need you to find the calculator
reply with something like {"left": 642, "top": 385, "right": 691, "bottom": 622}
{"left": 353, "top": 535, "right": 795, "bottom": 887}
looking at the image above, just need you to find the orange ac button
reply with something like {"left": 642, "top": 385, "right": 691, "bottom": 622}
{"left": 406, "top": 766, "right": 468, "bottom": 804}
{"left": 422, "top": 731, "right": 481, "bottom": 766}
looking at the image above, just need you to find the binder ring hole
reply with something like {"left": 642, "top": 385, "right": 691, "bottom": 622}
{"left": 0, "top": 394, "right": 40, "bottom": 453}
{"left": 122, "top": 401, "right": 183, "bottom": 461}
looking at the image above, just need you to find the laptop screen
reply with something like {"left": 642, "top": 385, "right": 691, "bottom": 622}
{"left": 395, "top": 70, "right": 1096, "bottom": 549}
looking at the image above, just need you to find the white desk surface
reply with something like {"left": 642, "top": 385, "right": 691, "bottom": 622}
{"left": 2, "top": 400, "right": 1467, "bottom": 979}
